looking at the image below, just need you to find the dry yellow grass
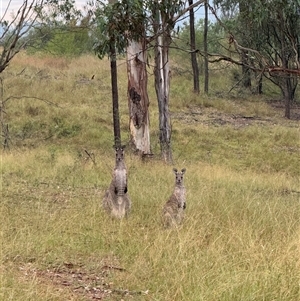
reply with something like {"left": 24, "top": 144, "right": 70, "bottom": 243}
{"left": 1, "top": 51, "right": 300, "bottom": 301}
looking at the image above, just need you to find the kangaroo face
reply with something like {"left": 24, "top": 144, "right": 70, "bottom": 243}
{"left": 115, "top": 145, "right": 126, "bottom": 162}
{"left": 173, "top": 168, "right": 186, "bottom": 186}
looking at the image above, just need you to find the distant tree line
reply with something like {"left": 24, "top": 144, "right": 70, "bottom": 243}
{"left": 25, "top": 16, "right": 93, "bottom": 56}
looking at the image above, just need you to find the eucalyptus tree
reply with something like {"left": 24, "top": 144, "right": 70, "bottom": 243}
{"left": 92, "top": 0, "right": 150, "bottom": 151}
{"left": 124, "top": 1, "right": 151, "bottom": 155}
{"left": 92, "top": 0, "right": 205, "bottom": 161}
{"left": 253, "top": 0, "right": 300, "bottom": 118}
{"left": 189, "top": 0, "right": 200, "bottom": 94}
{"left": 150, "top": 0, "right": 205, "bottom": 162}
{"left": 93, "top": 0, "right": 122, "bottom": 147}
{"left": 203, "top": 0, "right": 209, "bottom": 93}
{"left": 213, "top": 0, "right": 299, "bottom": 118}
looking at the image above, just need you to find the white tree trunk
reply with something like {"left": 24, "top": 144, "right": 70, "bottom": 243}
{"left": 126, "top": 39, "right": 151, "bottom": 155}
{"left": 154, "top": 30, "right": 172, "bottom": 163}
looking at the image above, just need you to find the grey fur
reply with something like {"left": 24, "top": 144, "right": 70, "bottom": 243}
{"left": 162, "top": 168, "right": 186, "bottom": 227}
{"left": 102, "top": 146, "right": 131, "bottom": 218}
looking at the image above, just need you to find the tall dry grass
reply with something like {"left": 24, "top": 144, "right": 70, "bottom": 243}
{"left": 1, "top": 51, "right": 299, "bottom": 301}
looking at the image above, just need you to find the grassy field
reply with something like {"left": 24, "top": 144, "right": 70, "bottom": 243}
{"left": 1, "top": 52, "right": 300, "bottom": 301}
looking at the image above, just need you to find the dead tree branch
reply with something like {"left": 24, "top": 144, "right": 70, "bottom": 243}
{"left": 207, "top": 3, "right": 300, "bottom": 78}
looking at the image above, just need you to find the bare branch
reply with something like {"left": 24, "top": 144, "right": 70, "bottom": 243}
{"left": 172, "top": 0, "right": 206, "bottom": 24}
{"left": 3, "top": 95, "right": 61, "bottom": 107}
{"left": 206, "top": 3, "right": 300, "bottom": 78}
{"left": 84, "top": 149, "right": 96, "bottom": 165}
{"left": 0, "top": 0, "right": 44, "bottom": 73}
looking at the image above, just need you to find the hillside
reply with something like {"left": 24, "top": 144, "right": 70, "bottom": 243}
{"left": 1, "top": 52, "right": 300, "bottom": 301}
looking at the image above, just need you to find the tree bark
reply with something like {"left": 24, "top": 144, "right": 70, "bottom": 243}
{"left": 151, "top": 0, "right": 205, "bottom": 162}
{"left": 204, "top": 0, "right": 209, "bottom": 93}
{"left": 126, "top": 39, "right": 151, "bottom": 155}
{"left": 153, "top": 13, "right": 172, "bottom": 163}
{"left": 239, "top": 1, "right": 251, "bottom": 89}
{"left": 283, "top": 79, "right": 291, "bottom": 119}
{"left": 280, "top": 17, "right": 291, "bottom": 119}
{"left": 110, "top": 43, "right": 121, "bottom": 147}
{"left": 189, "top": 0, "right": 200, "bottom": 94}
{"left": 241, "top": 51, "right": 251, "bottom": 88}
{"left": 281, "top": 73, "right": 296, "bottom": 120}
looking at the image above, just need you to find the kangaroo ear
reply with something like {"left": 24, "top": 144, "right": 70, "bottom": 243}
{"left": 121, "top": 145, "right": 126, "bottom": 150}
{"left": 181, "top": 168, "right": 186, "bottom": 173}
{"left": 173, "top": 168, "right": 178, "bottom": 173}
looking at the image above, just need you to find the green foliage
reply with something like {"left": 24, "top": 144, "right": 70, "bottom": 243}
{"left": 27, "top": 17, "right": 92, "bottom": 56}
{"left": 92, "top": 0, "right": 190, "bottom": 59}
{"left": 158, "top": 0, "right": 185, "bottom": 25}
{"left": 176, "top": 18, "right": 227, "bottom": 55}
{"left": 42, "top": 0, "right": 83, "bottom": 23}
{"left": 93, "top": 0, "right": 147, "bottom": 59}
{"left": 25, "top": 25, "right": 54, "bottom": 53}
{"left": 211, "top": 0, "right": 299, "bottom": 105}
{"left": 44, "top": 28, "right": 86, "bottom": 56}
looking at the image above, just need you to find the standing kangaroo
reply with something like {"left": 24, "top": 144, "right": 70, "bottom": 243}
{"left": 102, "top": 146, "right": 131, "bottom": 218}
{"left": 162, "top": 168, "right": 187, "bottom": 227}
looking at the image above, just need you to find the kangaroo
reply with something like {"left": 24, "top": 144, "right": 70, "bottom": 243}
{"left": 102, "top": 146, "right": 131, "bottom": 218}
{"left": 162, "top": 168, "right": 187, "bottom": 227}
